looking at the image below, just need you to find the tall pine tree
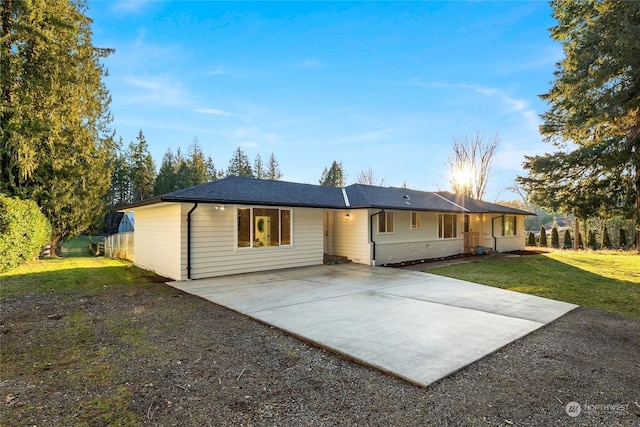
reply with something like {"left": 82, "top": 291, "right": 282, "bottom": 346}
{"left": 1, "top": 0, "right": 114, "bottom": 250}
{"left": 227, "top": 147, "right": 253, "bottom": 177}
{"left": 518, "top": 1, "right": 640, "bottom": 250}
{"left": 319, "top": 160, "right": 346, "bottom": 187}
{"left": 154, "top": 148, "right": 178, "bottom": 196}
{"left": 128, "top": 130, "right": 156, "bottom": 202}
{"left": 253, "top": 154, "right": 266, "bottom": 179}
{"left": 266, "top": 153, "right": 283, "bottom": 180}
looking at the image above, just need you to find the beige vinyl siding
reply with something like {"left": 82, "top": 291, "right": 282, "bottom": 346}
{"left": 189, "top": 205, "right": 323, "bottom": 279}
{"left": 493, "top": 214, "right": 527, "bottom": 252}
{"left": 132, "top": 203, "right": 183, "bottom": 281}
{"left": 327, "top": 209, "right": 371, "bottom": 264}
{"left": 372, "top": 210, "right": 465, "bottom": 264}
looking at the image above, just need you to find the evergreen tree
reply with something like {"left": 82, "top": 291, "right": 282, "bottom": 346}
{"left": 539, "top": 226, "right": 548, "bottom": 247}
{"left": 253, "top": 154, "right": 266, "bottom": 179}
{"left": 108, "top": 138, "right": 132, "bottom": 208}
{"left": 527, "top": 231, "right": 536, "bottom": 246}
{"left": 266, "top": 153, "right": 283, "bottom": 180}
{"left": 153, "top": 142, "right": 219, "bottom": 196}
{"left": 0, "top": 0, "right": 115, "bottom": 250}
{"left": 154, "top": 148, "right": 177, "bottom": 195}
{"left": 619, "top": 228, "right": 627, "bottom": 249}
{"left": 128, "top": 130, "right": 156, "bottom": 202}
{"left": 602, "top": 226, "right": 611, "bottom": 249}
{"left": 319, "top": 160, "right": 346, "bottom": 187}
{"left": 563, "top": 230, "right": 572, "bottom": 249}
{"left": 205, "top": 156, "right": 220, "bottom": 182}
{"left": 227, "top": 147, "right": 254, "bottom": 177}
{"left": 551, "top": 226, "right": 560, "bottom": 249}
{"left": 588, "top": 230, "right": 597, "bottom": 250}
{"left": 185, "top": 138, "right": 209, "bottom": 186}
{"left": 172, "top": 148, "right": 191, "bottom": 190}
{"left": 518, "top": 1, "right": 640, "bottom": 251}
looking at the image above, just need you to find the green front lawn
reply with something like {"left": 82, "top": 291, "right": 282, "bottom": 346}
{"left": 428, "top": 250, "right": 640, "bottom": 319}
{"left": 0, "top": 248, "right": 161, "bottom": 301}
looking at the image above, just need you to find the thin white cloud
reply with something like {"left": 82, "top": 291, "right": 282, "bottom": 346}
{"left": 405, "top": 79, "right": 540, "bottom": 133}
{"left": 496, "top": 46, "right": 563, "bottom": 75}
{"left": 206, "top": 66, "right": 245, "bottom": 77}
{"left": 123, "top": 74, "right": 192, "bottom": 107}
{"left": 297, "top": 59, "right": 325, "bottom": 68}
{"left": 336, "top": 128, "right": 394, "bottom": 144}
{"left": 240, "top": 141, "right": 259, "bottom": 149}
{"left": 111, "top": 0, "right": 155, "bottom": 14}
{"left": 194, "top": 108, "right": 231, "bottom": 118}
{"left": 227, "top": 126, "right": 282, "bottom": 148}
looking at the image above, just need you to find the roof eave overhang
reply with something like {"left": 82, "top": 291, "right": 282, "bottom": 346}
{"left": 121, "top": 197, "right": 346, "bottom": 211}
{"left": 120, "top": 198, "right": 535, "bottom": 216}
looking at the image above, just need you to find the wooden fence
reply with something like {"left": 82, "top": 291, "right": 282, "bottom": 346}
{"left": 103, "top": 232, "right": 134, "bottom": 261}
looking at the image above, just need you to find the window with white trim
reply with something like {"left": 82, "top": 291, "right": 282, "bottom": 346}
{"left": 378, "top": 211, "right": 394, "bottom": 233}
{"left": 411, "top": 212, "right": 422, "bottom": 229}
{"left": 438, "top": 214, "right": 458, "bottom": 239}
{"left": 503, "top": 215, "right": 517, "bottom": 236}
{"left": 237, "top": 207, "right": 292, "bottom": 248}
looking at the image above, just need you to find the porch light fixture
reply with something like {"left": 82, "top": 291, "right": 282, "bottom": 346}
{"left": 345, "top": 213, "right": 351, "bottom": 220}
{"left": 215, "top": 204, "right": 226, "bottom": 210}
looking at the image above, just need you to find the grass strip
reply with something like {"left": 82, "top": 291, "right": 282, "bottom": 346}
{"left": 428, "top": 251, "right": 640, "bottom": 319}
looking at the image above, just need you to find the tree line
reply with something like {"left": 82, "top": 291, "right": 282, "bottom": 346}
{"left": 2, "top": 0, "right": 638, "bottom": 252}
{"left": 529, "top": 221, "right": 634, "bottom": 251}
{"left": 107, "top": 132, "right": 284, "bottom": 209}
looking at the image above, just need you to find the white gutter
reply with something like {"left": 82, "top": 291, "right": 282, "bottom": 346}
{"left": 433, "top": 192, "right": 469, "bottom": 212}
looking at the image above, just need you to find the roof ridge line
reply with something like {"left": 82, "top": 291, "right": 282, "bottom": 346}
{"left": 341, "top": 188, "right": 351, "bottom": 207}
{"left": 433, "top": 192, "right": 469, "bottom": 212}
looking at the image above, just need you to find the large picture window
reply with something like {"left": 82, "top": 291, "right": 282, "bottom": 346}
{"left": 438, "top": 214, "right": 458, "bottom": 239}
{"left": 503, "top": 215, "right": 517, "bottom": 236}
{"left": 237, "top": 207, "right": 292, "bottom": 248}
{"left": 378, "top": 211, "right": 394, "bottom": 233}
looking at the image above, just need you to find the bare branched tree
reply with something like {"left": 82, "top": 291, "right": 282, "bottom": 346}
{"left": 356, "top": 168, "right": 385, "bottom": 186}
{"left": 447, "top": 132, "right": 500, "bottom": 200}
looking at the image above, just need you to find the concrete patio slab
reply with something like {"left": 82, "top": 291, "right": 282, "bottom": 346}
{"left": 168, "top": 264, "right": 577, "bottom": 386}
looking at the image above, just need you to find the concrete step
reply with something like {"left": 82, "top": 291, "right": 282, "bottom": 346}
{"left": 323, "top": 254, "right": 352, "bottom": 265}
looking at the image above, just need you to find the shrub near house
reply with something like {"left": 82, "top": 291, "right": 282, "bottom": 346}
{"left": 0, "top": 195, "right": 51, "bottom": 272}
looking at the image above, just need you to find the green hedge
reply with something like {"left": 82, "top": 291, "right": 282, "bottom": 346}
{"left": 0, "top": 194, "right": 51, "bottom": 272}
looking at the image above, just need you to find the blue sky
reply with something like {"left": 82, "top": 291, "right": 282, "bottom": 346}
{"left": 88, "top": 1, "right": 561, "bottom": 201}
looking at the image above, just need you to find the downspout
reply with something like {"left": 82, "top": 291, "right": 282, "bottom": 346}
{"left": 187, "top": 203, "right": 199, "bottom": 280}
{"left": 491, "top": 214, "right": 505, "bottom": 252}
{"left": 370, "top": 209, "right": 384, "bottom": 266}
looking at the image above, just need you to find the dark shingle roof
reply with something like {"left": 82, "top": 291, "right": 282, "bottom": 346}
{"left": 344, "top": 184, "right": 531, "bottom": 214}
{"left": 344, "top": 184, "right": 462, "bottom": 212}
{"left": 433, "top": 191, "right": 533, "bottom": 215}
{"left": 126, "top": 176, "right": 345, "bottom": 209}
{"left": 125, "top": 176, "right": 532, "bottom": 215}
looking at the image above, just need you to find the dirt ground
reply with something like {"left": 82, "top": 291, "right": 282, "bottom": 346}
{"left": 1, "top": 273, "right": 639, "bottom": 426}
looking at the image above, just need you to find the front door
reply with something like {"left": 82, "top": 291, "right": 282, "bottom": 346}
{"left": 255, "top": 216, "right": 271, "bottom": 247}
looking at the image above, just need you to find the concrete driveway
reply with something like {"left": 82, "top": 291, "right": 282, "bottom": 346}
{"left": 168, "top": 264, "right": 576, "bottom": 386}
